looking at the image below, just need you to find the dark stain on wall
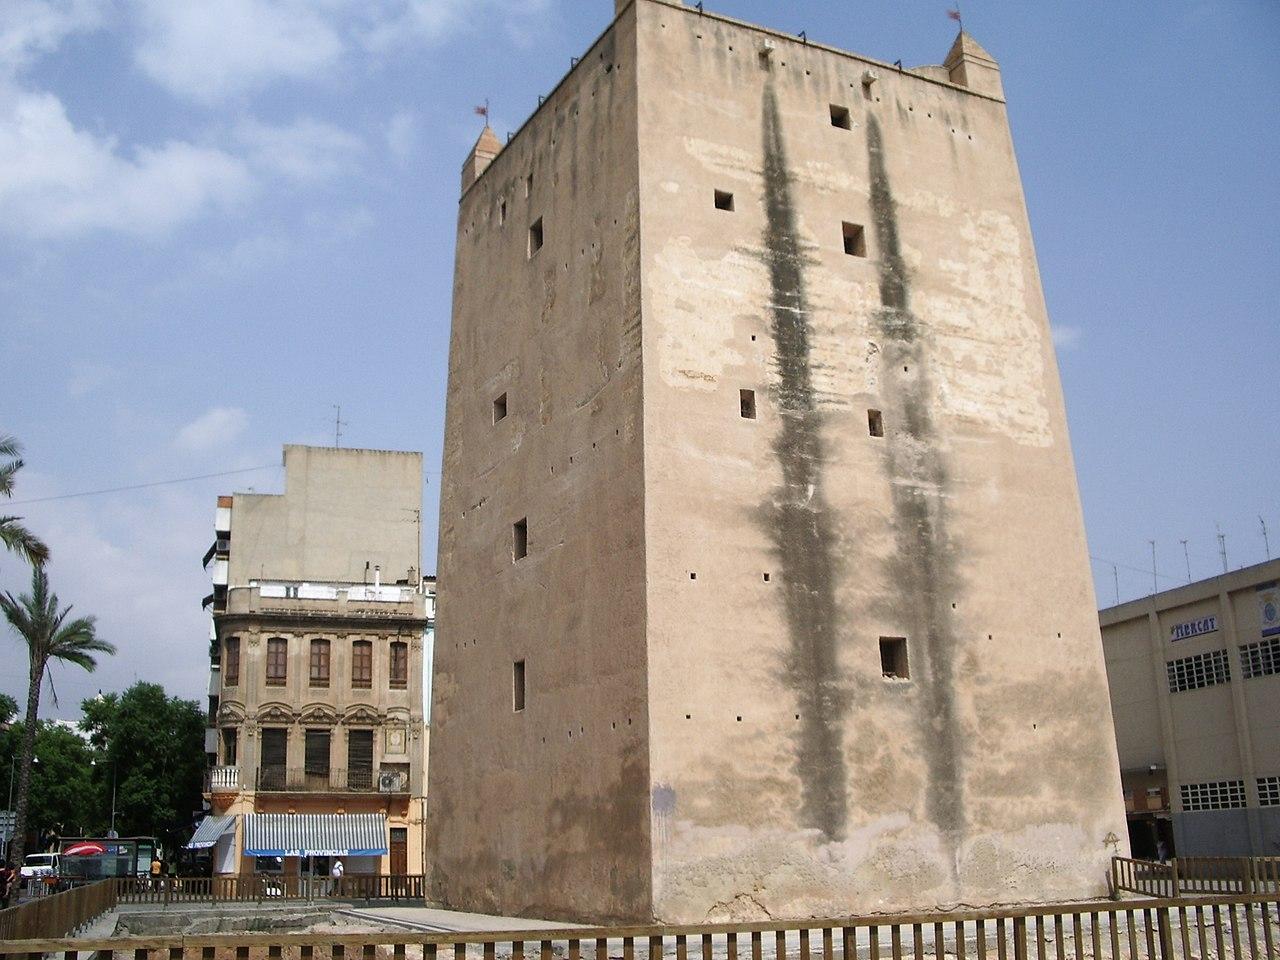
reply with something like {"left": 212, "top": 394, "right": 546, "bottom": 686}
{"left": 758, "top": 82, "right": 848, "bottom": 842}
{"left": 865, "top": 115, "right": 965, "bottom": 852}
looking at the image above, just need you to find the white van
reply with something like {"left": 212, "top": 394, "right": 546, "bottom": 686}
{"left": 19, "top": 852, "right": 59, "bottom": 880}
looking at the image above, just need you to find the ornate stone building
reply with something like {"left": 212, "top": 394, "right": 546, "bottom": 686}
{"left": 195, "top": 445, "right": 431, "bottom": 879}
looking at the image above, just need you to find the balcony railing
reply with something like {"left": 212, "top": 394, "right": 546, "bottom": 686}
{"left": 254, "top": 766, "right": 409, "bottom": 794}
{"left": 206, "top": 765, "right": 240, "bottom": 792}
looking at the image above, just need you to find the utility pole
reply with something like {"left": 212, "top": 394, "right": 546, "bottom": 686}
{"left": 1262, "top": 516, "right": 1272, "bottom": 561}
{"left": 1217, "top": 524, "right": 1229, "bottom": 574}
{"left": 1180, "top": 539, "right": 1191, "bottom": 583}
{"left": 1112, "top": 564, "right": 1120, "bottom": 606}
{"left": 1148, "top": 540, "right": 1158, "bottom": 594}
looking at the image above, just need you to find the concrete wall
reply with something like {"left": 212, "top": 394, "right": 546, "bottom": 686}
{"left": 634, "top": 1, "right": 1124, "bottom": 921}
{"left": 228, "top": 445, "right": 422, "bottom": 586}
{"left": 432, "top": 0, "right": 1128, "bottom": 923}
{"left": 427, "top": 6, "right": 652, "bottom": 923}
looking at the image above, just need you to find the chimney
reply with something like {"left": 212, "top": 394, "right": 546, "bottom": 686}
{"left": 374, "top": 565, "right": 382, "bottom": 589}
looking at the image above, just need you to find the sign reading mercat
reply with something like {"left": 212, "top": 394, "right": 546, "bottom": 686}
{"left": 1170, "top": 615, "right": 1218, "bottom": 642}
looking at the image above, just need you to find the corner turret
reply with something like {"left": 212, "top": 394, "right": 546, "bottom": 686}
{"left": 461, "top": 125, "right": 503, "bottom": 195}
{"left": 944, "top": 31, "right": 1004, "bottom": 100}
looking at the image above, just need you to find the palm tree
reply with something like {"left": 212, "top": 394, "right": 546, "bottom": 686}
{"left": 1, "top": 567, "right": 115, "bottom": 864}
{"left": 1, "top": 434, "right": 49, "bottom": 567}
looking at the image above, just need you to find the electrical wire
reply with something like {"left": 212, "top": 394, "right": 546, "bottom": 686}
{"left": 7, "top": 464, "right": 280, "bottom": 506}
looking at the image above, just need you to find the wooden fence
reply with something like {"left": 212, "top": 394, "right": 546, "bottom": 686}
{"left": 0, "top": 876, "right": 117, "bottom": 942}
{"left": 0, "top": 893, "right": 1277, "bottom": 960}
{"left": 1113, "top": 855, "right": 1280, "bottom": 897}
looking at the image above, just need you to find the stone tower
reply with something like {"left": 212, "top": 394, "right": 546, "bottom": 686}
{"left": 429, "top": 0, "right": 1128, "bottom": 924}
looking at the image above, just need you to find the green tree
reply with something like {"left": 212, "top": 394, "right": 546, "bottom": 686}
{"left": 80, "top": 683, "right": 205, "bottom": 852}
{"left": 0, "top": 721, "right": 97, "bottom": 844}
{"left": 0, "top": 434, "right": 49, "bottom": 568}
{"left": 1, "top": 567, "right": 114, "bottom": 862}
{"left": 0, "top": 692, "right": 17, "bottom": 726}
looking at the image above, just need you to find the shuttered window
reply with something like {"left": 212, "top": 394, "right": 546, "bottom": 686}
{"left": 259, "top": 728, "right": 287, "bottom": 790}
{"left": 224, "top": 637, "right": 240, "bottom": 686}
{"left": 266, "top": 637, "right": 288, "bottom": 686}
{"left": 304, "top": 729, "right": 331, "bottom": 776}
{"left": 348, "top": 729, "right": 374, "bottom": 790}
{"left": 310, "top": 639, "right": 330, "bottom": 687}
{"left": 352, "top": 640, "right": 372, "bottom": 689}
{"left": 390, "top": 642, "right": 408, "bottom": 689}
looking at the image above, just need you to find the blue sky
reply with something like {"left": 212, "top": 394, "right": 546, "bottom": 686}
{"left": 2, "top": 0, "right": 1277, "bottom": 715}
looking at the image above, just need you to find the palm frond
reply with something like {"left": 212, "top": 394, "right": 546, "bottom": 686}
{"left": 0, "top": 459, "right": 20, "bottom": 497}
{"left": 0, "top": 516, "right": 51, "bottom": 566}
{"left": 0, "top": 435, "right": 20, "bottom": 460}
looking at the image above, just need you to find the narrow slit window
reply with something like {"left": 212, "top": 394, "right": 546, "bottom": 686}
{"left": 499, "top": 199, "right": 507, "bottom": 225}
{"left": 868, "top": 409, "right": 884, "bottom": 437}
{"left": 525, "top": 173, "right": 533, "bottom": 197}
{"left": 513, "top": 517, "right": 528, "bottom": 561}
{"left": 740, "top": 388, "right": 757, "bottom": 420}
{"left": 513, "top": 659, "right": 526, "bottom": 712}
{"left": 714, "top": 189, "right": 735, "bottom": 212}
{"left": 880, "top": 637, "right": 909, "bottom": 679}
{"left": 493, "top": 393, "right": 508, "bottom": 424}
{"left": 528, "top": 217, "right": 544, "bottom": 258}
{"left": 843, "top": 222, "right": 867, "bottom": 257}
{"left": 830, "top": 104, "right": 852, "bottom": 129}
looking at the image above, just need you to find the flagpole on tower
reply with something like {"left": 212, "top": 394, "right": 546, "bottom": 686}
{"left": 948, "top": 5, "right": 963, "bottom": 30}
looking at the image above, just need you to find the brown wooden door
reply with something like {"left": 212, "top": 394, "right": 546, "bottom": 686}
{"left": 389, "top": 827, "right": 408, "bottom": 877}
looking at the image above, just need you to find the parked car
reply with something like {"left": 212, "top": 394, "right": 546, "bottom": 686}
{"left": 19, "top": 852, "right": 60, "bottom": 881}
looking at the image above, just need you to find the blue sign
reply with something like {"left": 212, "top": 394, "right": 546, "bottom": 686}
{"left": 1170, "top": 615, "right": 1217, "bottom": 642}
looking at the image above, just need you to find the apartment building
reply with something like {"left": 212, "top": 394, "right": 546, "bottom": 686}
{"left": 1101, "top": 558, "right": 1280, "bottom": 858}
{"left": 428, "top": 0, "right": 1127, "bottom": 923}
{"left": 190, "top": 445, "right": 432, "bottom": 879}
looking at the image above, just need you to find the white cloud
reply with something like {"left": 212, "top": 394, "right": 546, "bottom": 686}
{"left": 66, "top": 359, "right": 115, "bottom": 398}
{"left": 235, "top": 116, "right": 363, "bottom": 182}
{"left": 1051, "top": 325, "right": 1083, "bottom": 350}
{"left": 0, "top": 84, "right": 252, "bottom": 239}
{"left": 0, "top": 0, "right": 107, "bottom": 76}
{"left": 133, "top": 0, "right": 343, "bottom": 104}
{"left": 174, "top": 407, "right": 249, "bottom": 452}
{"left": 360, "top": 0, "right": 552, "bottom": 52}
{"left": 385, "top": 109, "right": 417, "bottom": 166}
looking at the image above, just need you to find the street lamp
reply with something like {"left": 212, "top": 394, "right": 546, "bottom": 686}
{"left": 89, "top": 758, "right": 118, "bottom": 838}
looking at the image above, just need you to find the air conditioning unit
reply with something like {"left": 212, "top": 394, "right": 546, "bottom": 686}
{"left": 378, "top": 771, "right": 408, "bottom": 793}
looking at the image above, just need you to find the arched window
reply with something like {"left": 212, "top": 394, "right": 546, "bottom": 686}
{"left": 389, "top": 641, "right": 408, "bottom": 689}
{"left": 266, "top": 637, "right": 288, "bottom": 686}
{"left": 223, "top": 637, "right": 240, "bottom": 687}
{"left": 310, "top": 639, "right": 331, "bottom": 687}
{"left": 352, "top": 640, "right": 372, "bottom": 689}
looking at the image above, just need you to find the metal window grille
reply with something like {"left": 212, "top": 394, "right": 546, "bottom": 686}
{"left": 1259, "top": 776, "right": 1280, "bottom": 807}
{"left": 1166, "top": 648, "right": 1230, "bottom": 693}
{"left": 1240, "top": 636, "right": 1280, "bottom": 679}
{"left": 1180, "top": 779, "right": 1246, "bottom": 811}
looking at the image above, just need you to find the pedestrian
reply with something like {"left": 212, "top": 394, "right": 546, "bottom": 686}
{"left": 0, "top": 861, "right": 14, "bottom": 909}
{"left": 329, "top": 857, "right": 344, "bottom": 897}
{"left": 150, "top": 852, "right": 163, "bottom": 891}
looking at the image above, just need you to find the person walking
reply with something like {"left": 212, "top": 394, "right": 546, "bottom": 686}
{"left": 0, "top": 861, "right": 14, "bottom": 909}
{"left": 329, "top": 857, "right": 344, "bottom": 897}
{"left": 149, "top": 853, "right": 163, "bottom": 892}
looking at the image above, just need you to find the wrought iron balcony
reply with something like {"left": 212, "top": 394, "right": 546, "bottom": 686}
{"left": 254, "top": 766, "right": 409, "bottom": 794}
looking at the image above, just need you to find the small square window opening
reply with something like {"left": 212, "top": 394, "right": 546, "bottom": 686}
{"left": 714, "top": 190, "right": 735, "bottom": 212}
{"left": 868, "top": 409, "right": 884, "bottom": 437}
{"left": 740, "top": 388, "right": 757, "bottom": 420}
{"left": 493, "top": 393, "right": 508, "bottom": 424}
{"left": 513, "top": 659, "right": 526, "bottom": 712}
{"left": 528, "top": 217, "right": 544, "bottom": 258}
{"left": 880, "top": 637, "right": 909, "bottom": 679}
{"left": 512, "top": 518, "right": 528, "bottom": 561}
{"left": 843, "top": 222, "right": 867, "bottom": 257}
{"left": 830, "top": 104, "right": 852, "bottom": 130}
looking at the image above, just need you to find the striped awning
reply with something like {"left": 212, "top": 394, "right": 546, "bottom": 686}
{"left": 243, "top": 813, "right": 388, "bottom": 858}
{"left": 186, "top": 815, "right": 237, "bottom": 850}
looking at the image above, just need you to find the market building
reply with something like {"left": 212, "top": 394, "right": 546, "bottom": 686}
{"left": 1101, "top": 558, "right": 1280, "bottom": 858}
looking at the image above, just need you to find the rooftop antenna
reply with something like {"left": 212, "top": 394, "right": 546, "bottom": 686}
{"left": 1112, "top": 563, "right": 1120, "bottom": 606}
{"left": 1216, "top": 524, "right": 1229, "bottom": 574}
{"left": 1180, "top": 539, "right": 1191, "bottom": 582}
{"left": 333, "top": 405, "right": 348, "bottom": 448}
{"left": 1262, "top": 516, "right": 1272, "bottom": 561}
{"left": 1148, "top": 540, "right": 1158, "bottom": 594}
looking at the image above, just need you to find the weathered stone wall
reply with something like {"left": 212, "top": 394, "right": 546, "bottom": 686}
{"left": 427, "top": 8, "right": 652, "bottom": 923}
{"left": 634, "top": 1, "right": 1127, "bottom": 922}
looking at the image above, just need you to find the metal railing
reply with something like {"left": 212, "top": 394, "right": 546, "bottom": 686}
{"left": 253, "top": 766, "right": 407, "bottom": 793}
{"left": 111, "top": 874, "right": 426, "bottom": 903}
{"left": 1113, "top": 855, "right": 1280, "bottom": 897}
{"left": 1, "top": 892, "right": 1278, "bottom": 959}
{"left": 0, "top": 877, "right": 116, "bottom": 942}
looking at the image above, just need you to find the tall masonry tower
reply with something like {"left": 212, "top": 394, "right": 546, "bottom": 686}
{"left": 429, "top": 0, "right": 1128, "bottom": 924}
